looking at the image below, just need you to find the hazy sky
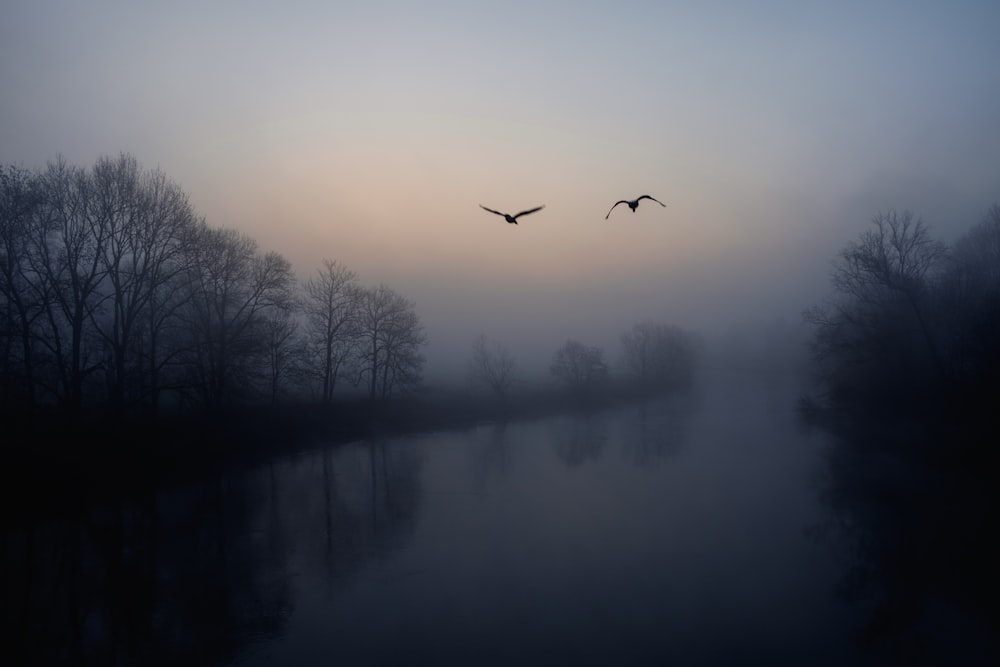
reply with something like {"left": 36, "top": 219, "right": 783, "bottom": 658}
{"left": 3, "top": 1, "right": 999, "bottom": 377}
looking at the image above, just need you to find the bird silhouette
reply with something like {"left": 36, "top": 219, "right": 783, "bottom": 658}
{"left": 605, "top": 195, "right": 665, "bottom": 219}
{"left": 480, "top": 204, "right": 545, "bottom": 225}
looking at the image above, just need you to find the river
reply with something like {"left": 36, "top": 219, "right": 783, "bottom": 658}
{"left": 3, "top": 371, "right": 880, "bottom": 666}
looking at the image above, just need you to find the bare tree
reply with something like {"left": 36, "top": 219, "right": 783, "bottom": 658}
{"left": 135, "top": 173, "right": 201, "bottom": 415}
{"left": 180, "top": 224, "right": 294, "bottom": 408}
{"left": 469, "top": 334, "right": 516, "bottom": 397}
{"left": 807, "top": 211, "right": 946, "bottom": 370}
{"left": 261, "top": 305, "right": 301, "bottom": 404}
{"left": 937, "top": 204, "right": 1000, "bottom": 387}
{"left": 550, "top": 339, "right": 608, "bottom": 393}
{"left": 86, "top": 153, "right": 199, "bottom": 415}
{"left": 30, "top": 157, "right": 109, "bottom": 418}
{"left": 621, "top": 321, "right": 697, "bottom": 390}
{"left": 301, "top": 259, "right": 360, "bottom": 402}
{"left": 948, "top": 203, "right": 1000, "bottom": 296}
{"left": 0, "top": 164, "right": 45, "bottom": 417}
{"left": 832, "top": 210, "right": 945, "bottom": 362}
{"left": 805, "top": 209, "right": 948, "bottom": 410}
{"left": 833, "top": 210, "right": 943, "bottom": 294}
{"left": 356, "top": 284, "right": 426, "bottom": 400}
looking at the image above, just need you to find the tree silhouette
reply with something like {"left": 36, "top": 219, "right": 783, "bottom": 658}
{"left": 550, "top": 339, "right": 608, "bottom": 395}
{"left": 805, "top": 209, "right": 946, "bottom": 412}
{"left": 88, "top": 154, "right": 199, "bottom": 415}
{"left": 356, "top": 284, "right": 426, "bottom": 400}
{"left": 33, "top": 157, "right": 108, "bottom": 420}
{"left": 620, "top": 321, "right": 697, "bottom": 391}
{"left": 261, "top": 305, "right": 301, "bottom": 404}
{"left": 179, "top": 225, "right": 294, "bottom": 409}
{"left": 0, "top": 164, "right": 44, "bottom": 420}
{"left": 3, "top": 154, "right": 439, "bottom": 432}
{"left": 936, "top": 204, "right": 1000, "bottom": 408}
{"left": 468, "top": 334, "right": 516, "bottom": 397}
{"left": 302, "top": 259, "right": 360, "bottom": 402}
{"left": 803, "top": 206, "right": 1000, "bottom": 663}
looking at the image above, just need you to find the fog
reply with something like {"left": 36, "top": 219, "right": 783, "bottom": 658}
{"left": 3, "top": 3, "right": 999, "bottom": 664}
{"left": 3, "top": 4, "right": 998, "bottom": 395}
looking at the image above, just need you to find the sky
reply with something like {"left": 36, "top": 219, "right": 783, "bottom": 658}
{"left": 3, "top": 0, "right": 999, "bottom": 379}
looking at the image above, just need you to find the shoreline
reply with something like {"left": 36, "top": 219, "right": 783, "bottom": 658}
{"left": 1, "top": 381, "right": 694, "bottom": 526}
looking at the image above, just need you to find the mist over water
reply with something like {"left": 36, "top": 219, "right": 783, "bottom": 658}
{"left": 3, "top": 368, "right": 884, "bottom": 666}
{"left": 267, "top": 371, "right": 857, "bottom": 667}
{"left": 2, "top": 3, "right": 999, "bottom": 665}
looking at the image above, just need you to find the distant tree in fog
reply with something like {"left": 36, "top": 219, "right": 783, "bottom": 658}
{"left": 936, "top": 204, "right": 1000, "bottom": 398}
{"left": 950, "top": 204, "right": 1000, "bottom": 287}
{"left": 831, "top": 210, "right": 944, "bottom": 364}
{"left": 550, "top": 339, "right": 608, "bottom": 393}
{"left": 468, "top": 334, "right": 516, "bottom": 397}
{"left": 803, "top": 206, "right": 1000, "bottom": 657}
{"left": 301, "top": 259, "right": 360, "bottom": 402}
{"left": 620, "top": 321, "right": 697, "bottom": 390}
{"left": 355, "top": 284, "right": 426, "bottom": 400}
{"left": 805, "top": 209, "right": 949, "bottom": 412}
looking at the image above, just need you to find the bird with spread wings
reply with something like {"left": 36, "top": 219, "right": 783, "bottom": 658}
{"left": 479, "top": 204, "right": 545, "bottom": 225}
{"left": 605, "top": 195, "right": 665, "bottom": 219}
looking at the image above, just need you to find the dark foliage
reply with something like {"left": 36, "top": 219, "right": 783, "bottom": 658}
{"left": 0, "top": 155, "right": 430, "bottom": 433}
{"left": 802, "top": 206, "right": 1000, "bottom": 664}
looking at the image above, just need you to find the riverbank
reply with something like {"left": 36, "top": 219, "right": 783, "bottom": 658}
{"left": 1, "top": 380, "right": 692, "bottom": 526}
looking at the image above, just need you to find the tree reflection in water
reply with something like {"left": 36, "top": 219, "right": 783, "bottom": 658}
{"left": 546, "top": 393, "right": 694, "bottom": 470}
{"left": 549, "top": 411, "right": 610, "bottom": 468}
{"left": 617, "top": 397, "right": 692, "bottom": 467}
{"left": 806, "top": 416, "right": 999, "bottom": 666}
{"left": 1, "top": 471, "right": 292, "bottom": 666}
{"left": 0, "top": 437, "right": 424, "bottom": 666}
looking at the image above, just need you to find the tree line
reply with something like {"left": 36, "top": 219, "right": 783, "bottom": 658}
{"left": 803, "top": 206, "right": 1000, "bottom": 658}
{"left": 470, "top": 320, "right": 700, "bottom": 400}
{"left": 0, "top": 154, "right": 426, "bottom": 429}
{"left": 804, "top": 205, "right": 1000, "bottom": 427}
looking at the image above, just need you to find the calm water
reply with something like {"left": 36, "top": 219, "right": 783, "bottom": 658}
{"left": 3, "top": 372, "right": 877, "bottom": 666}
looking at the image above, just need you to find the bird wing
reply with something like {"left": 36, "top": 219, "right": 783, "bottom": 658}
{"left": 513, "top": 205, "right": 544, "bottom": 219}
{"left": 605, "top": 200, "right": 627, "bottom": 219}
{"left": 638, "top": 195, "right": 665, "bottom": 207}
{"left": 479, "top": 205, "right": 505, "bottom": 217}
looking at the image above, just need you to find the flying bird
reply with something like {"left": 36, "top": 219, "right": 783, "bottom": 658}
{"left": 605, "top": 195, "right": 665, "bottom": 219}
{"left": 480, "top": 204, "right": 545, "bottom": 225}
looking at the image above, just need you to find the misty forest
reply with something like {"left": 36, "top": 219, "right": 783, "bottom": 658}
{"left": 2, "top": 151, "right": 999, "bottom": 665}
{"left": 0, "top": 155, "right": 702, "bottom": 436}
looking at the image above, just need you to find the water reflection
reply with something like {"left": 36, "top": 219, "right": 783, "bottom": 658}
{"left": 4, "top": 376, "right": 876, "bottom": 666}
{"left": 549, "top": 411, "right": 609, "bottom": 467}
{"left": 1, "top": 471, "right": 293, "bottom": 666}
{"left": 0, "top": 437, "right": 423, "bottom": 666}
{"left": 258, "top": 439, "right": 423, "bottom": 598}
{"left": 806, "top": 416, "right": 1000, "bottom": 665}
{"left": 469, "top": 421, "right": 512, "bottom": 488}
{"left": 546, "top": 393, "right": 695, "bottom": 470}
{"left": 616, "top": 397, "right": 692, "bottom": 467}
